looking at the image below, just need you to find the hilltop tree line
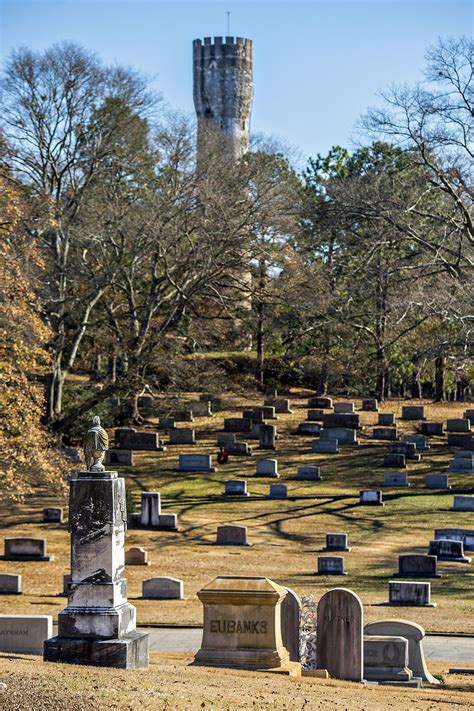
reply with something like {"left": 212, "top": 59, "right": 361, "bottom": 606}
{"left": 1, "top": 37, "right": 472, "bottom": 497}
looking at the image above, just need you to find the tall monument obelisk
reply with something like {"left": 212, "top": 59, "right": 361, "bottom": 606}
{"left": 44, "top": 417, "right": 149, "bottom": 668}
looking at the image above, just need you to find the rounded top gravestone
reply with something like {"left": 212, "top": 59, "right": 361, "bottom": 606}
{"left": 317, "top": 587, "right": 363, "bottom": 681}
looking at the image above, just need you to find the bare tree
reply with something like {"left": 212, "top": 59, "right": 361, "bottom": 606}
{"left": 1, "top": 42, "right": 157, "bottom": 420}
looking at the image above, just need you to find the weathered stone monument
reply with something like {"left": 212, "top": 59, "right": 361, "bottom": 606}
{"left": 125, "top": 547, "right": 149, "bottom": 566}
{"left": 363, "top": 635, "right": 414, "bottom": 683}
{"left": 0, "top": 615, "right": 52, "bottom": 654}
{"left": 317, "top": 556, "right": 346, "bottom": 575}
{"left": 365, "top": 619, "right": 439, "bottom": 685}
{"left": 142, "top": 577, "right": 184, "bottom": 600}
{"left": 42, "top": 507, "right": 64, "bottom": 523}
{"left": 216, "top": 525, "right": 250, "bottom": 546}
{"left": 385, "top": 581, "right": 435, "bottom": 607}
{"left": 1, "top": 537, "right": 53, "bottom": 561}
{"left": 129, "top": 491, "right": 178, "bottom": 531}
{"left": 194, "top": 576, "right": 294, "bottom": 671}
{"left": 43, "top": 416, "right": 149, "bottom": 668}
{"left": 317, "top": 588, "right": 363, "bottom": 681}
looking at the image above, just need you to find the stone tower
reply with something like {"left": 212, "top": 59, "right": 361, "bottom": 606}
{"left": 193, "top": 36, "right": 253, "bottom": 160}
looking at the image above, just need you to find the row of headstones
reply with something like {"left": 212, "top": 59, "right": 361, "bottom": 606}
{"left": 2, "top": 525, "right": 471, "bottom": 595}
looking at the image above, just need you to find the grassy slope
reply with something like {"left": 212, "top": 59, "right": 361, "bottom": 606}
{"left": 0, "top": 393, "right": 473, "bottom": 635}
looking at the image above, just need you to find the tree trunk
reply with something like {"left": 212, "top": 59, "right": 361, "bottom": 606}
{"left": 434, "top": 354, "right": 445, "bottom": 402}
{"left": 375, "top": 345, "right": 385, "bottom": 402}
{"left": 255, "top": 259, "right": 266, "bottom": 390}
{"left": 319, "top": 327, "right": 330, "bottom": 395}
{"left": 411, "top": 355, "right": 422, "bottom": 399}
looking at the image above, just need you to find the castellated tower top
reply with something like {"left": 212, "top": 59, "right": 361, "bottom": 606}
{"left": 193, "top": 36, "right": 253, "bottom": 160}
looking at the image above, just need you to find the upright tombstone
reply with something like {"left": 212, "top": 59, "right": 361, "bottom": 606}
{"left": 334, "top": 402, "right": 355, "bottom": 414}
{"left": 296, "top": 466, "right": 321, "bottom": 481}
{"left": 140, "top": 491, "right": 161, "bottom": 527}
{"left": 317, "top": 556, "right": 346, "bottom": 575}
{"left": 425, "top": 473, "right": 450, "bottom": 490}
{"left": 398, "top": 554, "right": 440, "bottom": 578}
{"left": 428, "top": 539, "right": 471, "bottom": 563}
{"left": 383, "top": 472, "right": 409, "bottom": 487}
{"left": 312, "top": 439, "right": 339, "bottom": 454}
{"left": 308, "top": 396, "right": 333, "bottom": 409}
{"left": 194, "top": 576, "right": 292, "bottom": 671}
{"left": 386, "top": 581, "right": 434, "bottom": 607}
{"left": 324, "top": 533, "right": 350, "bottom": 552}
{"left": 0, "top": 574, "right": 22, "bottom": 595}
{"left": 42, "top": 508, "right": 64, "bottom": 523}
{"left": 269, "top": 483, "right": 288, "bottom": 499}
{"left": 317, "top": 588, "right": 363, "bottom": 681}
{"left": 216, "top": 525, "right": 250, "bottom": 546}
{"left": 363, "top": 636, "right": 413, "bottom": 683}
{"left": 308, "top": 409, "right": 325, "bottom": 421}
{"left": 320, "top": 427, "right": 357, "bottom": 444}
{"left": 142, "top": 577, "right": 183, "bottom": 600}
{"left": 0, "top": 615, "right": 52, "bottom": 655}
{"left": 390, "top": 442, "right": 419, "bottom": 460}
{"left": 378, "top": 413, "right": 395, "bottom": 426}
{"left": 453, "top": 495, "right": 474, "bottom": 511}
{"left": 224, "top": 480, "right": 249, "bottom": 497}
{"left": 1, "top": 537, "right": 53, "bottom": 561}
{"left": 359, "top": 490, "right": 384, "bottom": 506}
{"left": 178, "top": 454, "right": 215, "bottom": 472}
{"left": 281, "top": 587, "right": 301, "bottom": 662}
{"left": 105, "top": 450, "right": 134, "bottom": 466}
{"left": 448, "top": 451, "right": 474, "bottom": 474}
{"left": 296, "top": 422, "right": 321, "bottom": 436}
{"left": 362, "top": 398, "right": 379, "bottom": 412}
{"left": 434, "top": 527, "right": 474, "bottom": 551}
{"left": 169, "top": 428, "right": 196, "bottom": 445}
{"left": 226, "top": 441, "right": 253, "bottom": 456}
{"left": 421, "top": 422, "right": 444, "bottom": 436}
{"left": 255, "top": 459, "right": 279, "bottom": 477}
{"left": 43, "top": 415, "right": 149, "bottom": 669}
{"left": 128, "top": 490, "right": 178, "bottom": 531}
{"left": 404, "top": 434, "right": 429, "bottom": 451}
{"left": 125, "top": 547, "right": 149, "bottom": 566}
{"left": 264, "top": 398, "right": 293, "bottom": 414}
{"left": 401, "top": 406, "right": 426, "bottom": 421}
{"left": 259, "top": 424, "right": 277, "bottom": 449}
{"left": 364, "top": 619, "right": 440, "bottom": 685}
{"left": 373, "top": 427, "right": 398, "bottom": 441}
{"left": 383, "top": 453, "right": 406, "bottom": 469}
{"left": 446, "top": 418, "right": 471, "bottom": 433}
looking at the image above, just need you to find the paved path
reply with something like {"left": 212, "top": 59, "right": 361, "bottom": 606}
{"left": 140, "top": 628, "right": 474, "bottom": 663}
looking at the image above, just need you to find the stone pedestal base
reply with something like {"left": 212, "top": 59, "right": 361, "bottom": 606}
{"left": 43, "top": 630, "right": 149, "bottom": 668}
{"left": 194, "top": 646, "right": 290, "bottom": 670}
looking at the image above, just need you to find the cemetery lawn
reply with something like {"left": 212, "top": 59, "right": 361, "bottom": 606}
{"left": 0, "top": 653, "right": 473, "bottom": 710}
{"left": 0, "top": 394, "right": 473, "bottom": 634}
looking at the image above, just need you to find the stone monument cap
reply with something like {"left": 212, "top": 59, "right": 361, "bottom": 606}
{"left": 197, "top": 576, "right": 287, "bottom": 606}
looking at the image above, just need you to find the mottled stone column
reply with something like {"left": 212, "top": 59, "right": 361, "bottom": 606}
{"left": 43, "top": 470, "right": 149, "bottom": 668}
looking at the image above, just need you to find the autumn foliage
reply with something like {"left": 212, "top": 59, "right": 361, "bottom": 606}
{"left": 0, "top": 172, "right": 69, "bottom": 500}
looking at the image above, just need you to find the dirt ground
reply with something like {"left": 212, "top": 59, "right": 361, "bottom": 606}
{"left": 0, "top": 652, "right": 473, "bottom": 710}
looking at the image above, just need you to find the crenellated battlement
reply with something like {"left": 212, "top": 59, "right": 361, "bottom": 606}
{"left": 193, "top": 36, "right": 252, "bottom": 48}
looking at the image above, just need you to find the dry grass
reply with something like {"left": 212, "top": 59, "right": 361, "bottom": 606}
{"left": 0, "top": 393, "right": 473, "bottom": 635}
{"left": 0, "top": 653, "right": 473, "bottom": 710}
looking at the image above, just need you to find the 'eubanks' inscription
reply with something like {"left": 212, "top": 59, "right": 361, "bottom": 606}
{"left": 209, "top": 619, "right": 267, "bottom": 634}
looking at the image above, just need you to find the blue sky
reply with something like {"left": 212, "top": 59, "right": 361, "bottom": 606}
{"left": 1, "top": 0, "right": 471, "bottom": 161}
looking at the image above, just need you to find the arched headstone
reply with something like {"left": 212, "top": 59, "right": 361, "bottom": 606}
{"left": 281, "top": 587, "right": 301, "bottom": 662}
{"left": 317, "top": 587, "right": 363, "bottom": 681}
